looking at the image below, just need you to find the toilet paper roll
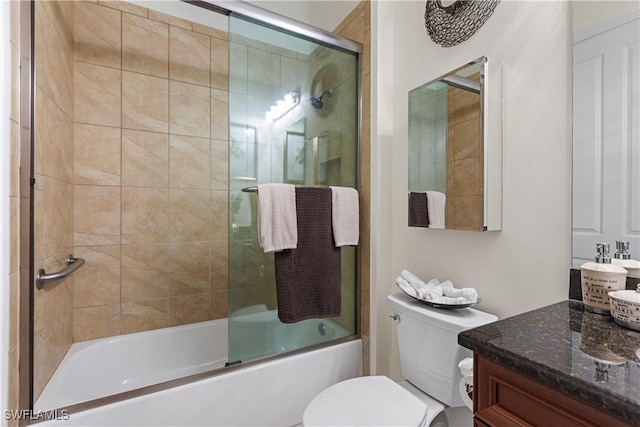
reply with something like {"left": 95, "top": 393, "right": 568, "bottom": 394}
{"left": 458, "top": 357, "right": 473, "bottom": 377}
{"left": 459, "top": 376, "right": 474, "bottom": 410}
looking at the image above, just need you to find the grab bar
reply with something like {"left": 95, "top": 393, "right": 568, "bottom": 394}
{"left": 242, "top": 186, "right": 258, "bottom": 193}
{"left": 35, "top": 255, "right": 86, "bottom": 290}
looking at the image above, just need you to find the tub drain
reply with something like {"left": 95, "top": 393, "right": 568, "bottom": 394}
{"left": 318, "top": 322, "right": 326, "bottom": 336}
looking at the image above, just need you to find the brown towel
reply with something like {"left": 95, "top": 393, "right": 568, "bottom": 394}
{"left": 275, "top": 187, "right": 341, "bottom": 323}
{"left": 408, "top": 192, "right": 429, "bottom": 227}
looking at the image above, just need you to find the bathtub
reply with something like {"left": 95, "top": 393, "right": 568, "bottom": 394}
{"left": 36, "top": 309, "right": 362, "bottom": 426}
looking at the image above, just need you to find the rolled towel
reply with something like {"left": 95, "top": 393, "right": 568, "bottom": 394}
{"left": 441, "top": 280, "right": 478, "bottom": 303}
{"left": 461, "top": 288, "right": 478, "bottom": 303}
{"left": 395, "top": 277, "right": 420, "bottom": 299}
{"left": 422, "top": 290, "right": 439, "bottom": 302}
{"left": 441, "top": 280, "right": 463, "bottom": 297}
{"left": 433, "top": 296, "right": 469, "bottom": 305}
{"left": 400, "top": 269, "right": 427, "bottom": 288}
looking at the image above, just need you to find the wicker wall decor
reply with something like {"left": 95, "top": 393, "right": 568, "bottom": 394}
{"left": 425, "top": 0, "right": 501, "bottom": 48}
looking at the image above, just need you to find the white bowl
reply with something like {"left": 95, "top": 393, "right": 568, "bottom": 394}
{"left": 608, "top": 288, "right": 640, "bottom": 332}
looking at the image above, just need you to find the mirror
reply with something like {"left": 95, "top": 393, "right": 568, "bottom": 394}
{"left": 407, "top": 56, "right": 502, "bottom": 231}
{"left": 572, "top": 3, "right": 639, "bottom": 274}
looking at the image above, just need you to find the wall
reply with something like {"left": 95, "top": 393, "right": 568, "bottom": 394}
{"left": 373, "top": 1, "right": 572, "bottom": 379}
{"left": 32, "top": 0, "right": 75, "bottom": 402}
{"left": 309, "top": 1, "right": 361, "bottom": 32}
{"left": 2, "top": 0, "right": 14, "bottom": 421}
{"left": 67, "top": 1, "right": 230, "bottom": 341}
{"left": 573, "top": 1, "right": 639, "bottom": 30}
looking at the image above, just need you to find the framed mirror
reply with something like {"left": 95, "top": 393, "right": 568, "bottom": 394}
{"left": 572, "top": 3, "right": 639, "bottom": 273}
{"left": 407, "top": 56, "right": 502, "bottom": 231}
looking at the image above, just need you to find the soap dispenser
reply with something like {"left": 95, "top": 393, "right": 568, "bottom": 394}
{"left": 581, "top": 243, "right": 627, "bottom": 315}
{"left": 612, "top": 240, "right": 640, "bottom": 277}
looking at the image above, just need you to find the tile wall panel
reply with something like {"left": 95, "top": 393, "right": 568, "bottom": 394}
{"left": 72, "top": 1, "right": 231, "bottom": 339}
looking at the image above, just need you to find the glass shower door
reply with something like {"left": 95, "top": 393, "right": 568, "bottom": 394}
{"left": 227, "top": 14, "right": 359, "bottom": 364}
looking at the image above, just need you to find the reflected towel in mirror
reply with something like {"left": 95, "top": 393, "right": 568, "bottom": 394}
{"left": 426, "top": 191, "right": 446, "bottom": 229}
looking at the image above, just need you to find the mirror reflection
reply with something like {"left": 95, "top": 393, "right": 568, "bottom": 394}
{"left": 407, "top": 56, "right": 502, "bottom": 231}
{"left": 572, "top": 2, "right": 640, "bottom": 275}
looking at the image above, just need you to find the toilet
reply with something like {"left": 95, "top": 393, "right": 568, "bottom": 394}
{"left": 303, "top": 292, "right": 498, "bottom": 427}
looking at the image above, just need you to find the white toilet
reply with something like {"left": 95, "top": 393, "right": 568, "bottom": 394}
{"left": 303, "top": 292, "right": 498, "bottom": 427}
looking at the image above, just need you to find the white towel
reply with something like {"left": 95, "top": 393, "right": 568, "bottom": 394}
{"left": 432, "top": 296, "right": 469, "bottom": 304}
{"left": 330, "top": 186, "right": 359, "bottom": 246}
{"left": 396, "top": 277, "right": 470, "bottom": 305}
{"left": 395, "top": 277, "right": 420, "bottom": 299}
{"left": 257, "top": 183, "right": 297, "bottom": 252}
{"left": 400, "top": 269, "right": 427, "bottom": 288}
{"left": 441, "top": 280, "right": 478, "bottom": 303}
{"left": 400, "top": 270, "right": 444, "bottom": 300}
{"left": 426, "top": 191, "right": 446, "bottom": 229}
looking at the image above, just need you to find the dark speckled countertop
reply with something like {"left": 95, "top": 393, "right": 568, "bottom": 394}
{"left": 458, "top": 300, "right": 640, "bottom": 425}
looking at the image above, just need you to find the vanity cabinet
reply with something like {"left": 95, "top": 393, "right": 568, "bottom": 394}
{"left": 473, "top": 354, "right": 635, "bottom": 427}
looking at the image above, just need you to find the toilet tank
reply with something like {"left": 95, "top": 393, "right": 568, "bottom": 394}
{"left": 387, "top": 292, "right": 497, "bottom": 408}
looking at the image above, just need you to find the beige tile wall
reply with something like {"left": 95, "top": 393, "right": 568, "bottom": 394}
{"left": 32, "top": 0, "right": 76, "bottom": 401}
{"left": 334, "top": 0, "right": 371, "bottom": 375}
{"left": 445, "top": 80, "right": 483, "bottom": 231}
{"left": 71, "top": 1, "right": 230, "bottom": 342}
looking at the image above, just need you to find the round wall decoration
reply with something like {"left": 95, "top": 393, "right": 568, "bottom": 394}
{"left": 424, "top": 0, "right": 501, "bottom": 48}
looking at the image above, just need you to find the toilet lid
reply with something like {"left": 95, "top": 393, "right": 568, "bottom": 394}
{"left": 303, "top": 376, "right": 428, "bottom": 427}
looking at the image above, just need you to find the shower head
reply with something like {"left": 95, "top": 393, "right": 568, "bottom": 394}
{"left": 310, "top": 88, "right": 333, "bottom": 109}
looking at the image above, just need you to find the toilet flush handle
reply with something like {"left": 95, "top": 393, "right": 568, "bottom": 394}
{"left": 389, "top": 314, "right": 401, "bottom": 323}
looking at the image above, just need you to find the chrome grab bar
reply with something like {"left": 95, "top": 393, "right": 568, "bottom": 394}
{"left": 35, "top": 254, "right": 86, "bottom": 290}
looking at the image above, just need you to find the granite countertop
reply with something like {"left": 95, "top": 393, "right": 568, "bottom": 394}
{"left": 458, "top": 300, "right": 640, "bottom": 425}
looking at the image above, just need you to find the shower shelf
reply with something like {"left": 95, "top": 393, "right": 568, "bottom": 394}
{"left": 35, "top": 254, "right": 85, "bottom": 290}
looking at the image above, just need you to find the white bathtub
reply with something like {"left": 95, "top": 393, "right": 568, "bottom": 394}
{"left": 36, "top": 310, "right": 361, "bottom": 426}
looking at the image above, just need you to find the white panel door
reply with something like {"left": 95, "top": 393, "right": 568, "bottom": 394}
{"left": 573, "top": 17, "right": 640, "bottom": 264}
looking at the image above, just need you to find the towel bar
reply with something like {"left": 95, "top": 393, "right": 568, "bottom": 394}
{"left": 241, "top": 186, "right": 258, "bottom": 193}
{"left": 35, "top": 254, "right": 86, "bottom": 290}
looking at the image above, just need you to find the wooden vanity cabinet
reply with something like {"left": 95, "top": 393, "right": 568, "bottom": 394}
{"left": 473, "top": 354, "right": 635, "bottom": 427}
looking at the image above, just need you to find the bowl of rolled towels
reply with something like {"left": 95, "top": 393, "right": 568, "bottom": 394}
{"left": 395, "top": 269, "right": 479, "bottom": 309}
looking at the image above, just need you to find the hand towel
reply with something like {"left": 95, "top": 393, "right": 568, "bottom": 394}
{"left": 330, "top": 186, "right": 360, "bottom": 246}
{"left": 275, "top": 187, "right": 341, "bottom": 323}
{"left": 426, "top": 191, "right": 446, "bottom": 229}
{"left": 257, "top": 183, "right": 297, "bottom": 252}
{"left": 408, "top": 192, "right": 429, "bottom": 227}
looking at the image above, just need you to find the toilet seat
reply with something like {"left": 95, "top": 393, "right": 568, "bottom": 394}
{"left": 303, "top": 376, "right": 430, "bottom": 427}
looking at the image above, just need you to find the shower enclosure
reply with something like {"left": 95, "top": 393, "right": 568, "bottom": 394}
{"left": 227, "top": 14, "right": 359, "bottom": 364}
{"left": 28, "top": 0, "right": 360, "bottom": 413}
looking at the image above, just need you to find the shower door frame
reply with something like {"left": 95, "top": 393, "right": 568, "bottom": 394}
{"left": 17, "top": 0, "right": 363, "bottom": 421}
